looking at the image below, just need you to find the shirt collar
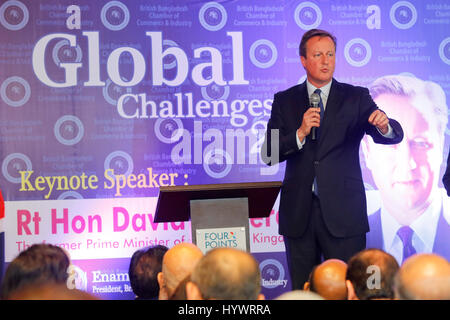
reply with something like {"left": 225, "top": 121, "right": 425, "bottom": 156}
{"left": 380, "top": 190, "right": 442, "bottom": 252}
{"left": 306, "top": 79, "right": 332, "bottom": 99}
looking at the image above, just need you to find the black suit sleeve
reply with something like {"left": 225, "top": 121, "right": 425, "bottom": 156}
{"left": 262, "top": 92, "right": 300, "bottom": 165}
{"left": 443, "top": 149, "right": 450, "bottom": 196}
{"left": 360, "top": 88, "right": 404, "bottom": 145}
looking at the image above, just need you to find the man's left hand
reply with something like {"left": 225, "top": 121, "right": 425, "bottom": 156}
{"left": 368, "top": 110, "right": 389, "bottom": 134}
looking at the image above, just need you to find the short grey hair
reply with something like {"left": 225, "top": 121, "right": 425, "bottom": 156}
{"left": 190, "top": 248, "right": 261, "bottom": 300}
{"left": 369, "top": 75, "right": 448, "bottom": 135}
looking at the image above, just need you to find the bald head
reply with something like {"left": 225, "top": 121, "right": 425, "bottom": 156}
{"left": 310, "top": 259, "right": 347, "bottom": 300}
{"left": 189, "top": 248, "right": 262, "bottom": 300}
{"left": 159, "top": 243, "right": 203, "bottom": 298}
{"left": 395, "top": 253, "right": 450, "bottom": 300}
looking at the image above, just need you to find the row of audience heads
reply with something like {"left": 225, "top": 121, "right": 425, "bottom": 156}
{"left": 0, "top": 242, "right": 449, "bottom": 300}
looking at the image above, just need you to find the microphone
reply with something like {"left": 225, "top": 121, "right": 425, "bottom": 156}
{"left": 309, "top": 92, "right": 321, "bottom": 141}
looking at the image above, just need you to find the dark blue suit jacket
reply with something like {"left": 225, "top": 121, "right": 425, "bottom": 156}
{"left": 366, "top": 209, "right": 450, "bottom": 260}
{"left": 263, "top": 79, "right": 403, "bottom": 238}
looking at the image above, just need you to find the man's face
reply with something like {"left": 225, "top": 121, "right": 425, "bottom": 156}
{"left": 300, "top": 36, "right": 336, "bottom": 88}
{"left": 363, "top": 93, "right": 444, "bottom": 215}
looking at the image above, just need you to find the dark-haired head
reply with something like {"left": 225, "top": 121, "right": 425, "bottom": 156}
{"left": 129, "top": 245, "right": 169, "bottom": 299}
{"left": 1, "top": 244, "right": 71, "bottom": 299}
{"left": 299, "top": 29, "right": 337, "bottom": 58}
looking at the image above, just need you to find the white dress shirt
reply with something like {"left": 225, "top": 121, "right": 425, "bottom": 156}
{"left": 379, "top": 189, "right": 442, "bottom": 264}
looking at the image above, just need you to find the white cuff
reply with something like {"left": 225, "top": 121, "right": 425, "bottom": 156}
{"left": 295, "top": 131, "right": 306, "bottom": 150}
{"left": 377, "top": 123, "right": 394, "bottom": 138}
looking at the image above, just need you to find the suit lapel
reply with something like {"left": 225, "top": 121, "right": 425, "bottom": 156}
{"left": 293, "top": 82, "right": 309, "bottom": 127}
{"left": 318, "top": 79, "right": 344, "bottom": 150}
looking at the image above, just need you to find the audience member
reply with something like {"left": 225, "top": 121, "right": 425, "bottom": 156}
{"left": 6, "top": 242, "right": 448, "bottom": 301}
{"left": 1, "top": 243, "right": 70, "bottom": 299}
{"left": 303, "top": 266, "right": 317, "bottom": 292}
{"left": 304, "top": 259, "right": 347, "bottom": 300}
{"left": 395, "top": 253, "right": 450, "bottom": 300}
{"left": 186, "top": 248, "right": 264, "bottom": 300}
{"left": 275, "top": 290, "right": 323, "bottom": 300}
{"left": 157, "top": 242, "right": 203, "bottom": 300}
{"left": 128, "top": 245, "right": 168, "bottom": 300}
{"left": 346, "top": 248, "right": 399, "bottom": 300}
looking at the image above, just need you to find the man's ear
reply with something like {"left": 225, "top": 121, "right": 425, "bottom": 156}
{"left": 303, "top": 281, "right": 310, "bottom": 291}
{"left": 300, "top": 55, "right": 307, "bottom": 69}
{"left": 186, "top": 281, "right": 203, "bottom": 300}
{"left": 157, "top": 272, "right": 168, "bottom": 300}
{"left": 346, "top": 280, "right": 358, "bottom": 300}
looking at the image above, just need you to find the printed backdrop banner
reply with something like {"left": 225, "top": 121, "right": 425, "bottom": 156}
{"left": 0, "top": 0, "right": 449, "bottom": 299}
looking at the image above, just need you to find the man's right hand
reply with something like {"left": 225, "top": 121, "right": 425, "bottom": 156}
{"left": 297, "top": 107, "right": 321, "bottom": 142}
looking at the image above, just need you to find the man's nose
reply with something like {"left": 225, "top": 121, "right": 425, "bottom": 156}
{"left": 395, "top": 142, "right": 417, "bottom": 171}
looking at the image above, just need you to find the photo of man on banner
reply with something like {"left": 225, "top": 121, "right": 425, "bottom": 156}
{"left": 363, "top": 75, "right": 450, "bottom": 264}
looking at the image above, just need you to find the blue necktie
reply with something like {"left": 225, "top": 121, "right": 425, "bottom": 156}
{"left": 397, "top": 226, "right": 417, "bottom": 264}
{"left": 313, "top": 89, "right": 324, "bottom": 196}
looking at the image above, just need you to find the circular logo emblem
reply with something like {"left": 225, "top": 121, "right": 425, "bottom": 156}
{"left": 198, "top": 2, "right": 227, "bottom": 31}
{"left": 201, "top": 83, "right": 230, "bottom": 101}
{"left": 259, "top": 259, "right": 285, "bottom": 289}
{"left": 0, "top": 76, "right": 31, "bottom": 107}
{"left": 344, "top": 38, "right": 372, "bottom": 67}
{"left": 249, "top": 39, "right": 278, "bottom": 69}
{"left": 390, "top": 1, "right": 417, "bottom": 30}
{"left": 57, "top": 191, "right": 84, "bottom": 200}
{"left": 2, "top": 152, "right": 32, "bottom": 183}
{"left": 54, "top": 115, "right": 84, "bottom": 146}
{"left": 104, "top": 150, "right": 134, "bottom": 176}
{"left": 103, "top": 78, "right": 132, "bottom": 106}
{"left": 101, "top": 1, "right": 130, "bottom": 31}
{"left": 251, "top": 116, "right": 267, "bottom": 137}
{"left": 52, "top": 39, "right": 83, "bottom": 66}
{"left": 162, "top": 39, "right": 180, "bottom": 70}
{"left": 0, "top": 0, "right": 29, "bottom": 31}
{"left": 154, "top": 118, "right": 184, "bottom": 144}
{"left": 203, "top": 149, "right": 232, "bottom": 179}
{"left": 439, "top": 37, "right": 450, "bottom": 65}
{"left": 294, "top": 2, "right": 322, "bottom": 30}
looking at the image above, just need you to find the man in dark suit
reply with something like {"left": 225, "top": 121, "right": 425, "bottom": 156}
{"left": 262, "top": 29, "right": 403, "bottom": 289}
{"left": 363, "top": 75, "right": 450, "bottom": 263}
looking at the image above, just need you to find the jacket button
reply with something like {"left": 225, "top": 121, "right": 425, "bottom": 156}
{"left": 314, "top": 161, "right": 319, "bottom": 165}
